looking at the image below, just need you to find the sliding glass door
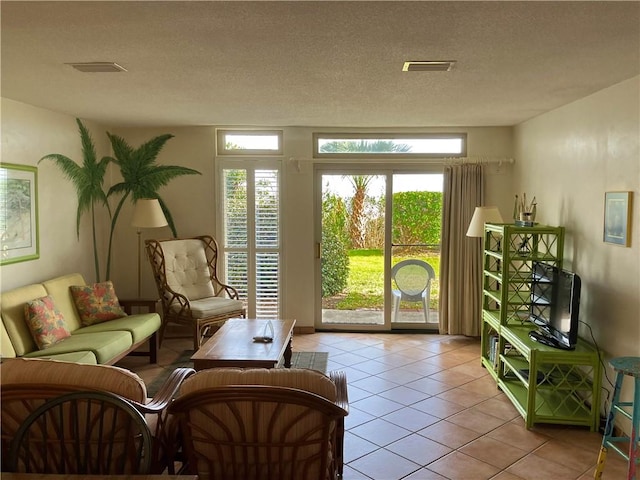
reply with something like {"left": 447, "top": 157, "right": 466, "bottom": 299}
{"left": 316, "top": 166, "right": 443, "bottom": 331}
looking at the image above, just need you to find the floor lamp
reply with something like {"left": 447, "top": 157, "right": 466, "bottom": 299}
{"left": 467, "top": 205, "right": 504, "bottom": 270}
{"left": 131, "top": 199, "right": 168, "bottom": 298}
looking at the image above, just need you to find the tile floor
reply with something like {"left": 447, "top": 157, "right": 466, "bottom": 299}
{"left": 119, "top": 331, "right": 629, "bottom": 480}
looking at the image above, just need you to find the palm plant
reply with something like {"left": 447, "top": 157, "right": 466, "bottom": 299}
{"left": 39, "top": 119, "right": 111, "bottom": 281}
{"left": 319, "top": 139, "right": 412, "bottom": 154}
{"left": 346, "top": 175, "right": 373, "bottom": 249}
{"left": 104, "top": 132, "right": 201, "bottom": 279}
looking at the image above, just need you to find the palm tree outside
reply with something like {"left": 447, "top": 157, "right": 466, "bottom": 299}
{"left": 321, "top": 140, "right": 412, "bottom": 250}
{"left": 345, "top": 175, "right": 372, "bottom": 249}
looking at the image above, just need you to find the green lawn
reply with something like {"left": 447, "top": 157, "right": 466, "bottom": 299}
{"left": 324, "top": 249, "right": 440, "bottom": 310}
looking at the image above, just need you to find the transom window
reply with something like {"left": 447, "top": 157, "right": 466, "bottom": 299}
{"left": 217, "top": 130, "right": 283, "bottom": 155}
{"left": 313, "top": 133, "right": 466, "bottom": 158}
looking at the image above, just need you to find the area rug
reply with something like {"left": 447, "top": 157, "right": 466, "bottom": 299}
{"left": 147, "top": 350, "right": 329, "bottom": 397}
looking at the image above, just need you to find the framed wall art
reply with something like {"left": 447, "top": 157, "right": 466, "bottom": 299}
{"left": 0, "top": 163, "right": 39, "bottom": 265}
{"left": 603, "top": 191, "right": 633, "bottom": 247}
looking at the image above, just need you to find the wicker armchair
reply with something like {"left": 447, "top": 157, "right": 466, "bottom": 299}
{"left": 146, "top": 235, "right": 246, "bottom": 350}
{"left": 0, "top": 357, "right": 195, "bottom": 474}
{"left": 7, "top": 391, "right": 154, "bottom": 475}
{"left": 167, "top": 368, "right": 349, "bottom": 480}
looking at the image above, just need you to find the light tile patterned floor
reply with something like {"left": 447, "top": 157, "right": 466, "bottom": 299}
{"left": 120, "top": 331, "right": 629, "bottom": 480}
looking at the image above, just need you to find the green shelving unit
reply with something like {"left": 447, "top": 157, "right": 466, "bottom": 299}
{"left": 480, "top": 223, "right": 602, "bottom": 431}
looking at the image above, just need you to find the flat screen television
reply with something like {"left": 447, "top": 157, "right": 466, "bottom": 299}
{"left": 528, "top": 262, "right": 581, "bottom": 350}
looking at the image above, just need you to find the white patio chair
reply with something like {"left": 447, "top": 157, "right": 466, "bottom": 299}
{"left": 391, "top": 259, "right": 435, "bottom": 323}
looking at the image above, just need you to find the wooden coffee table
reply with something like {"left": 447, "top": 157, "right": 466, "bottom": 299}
{"left": 191, "top": 318, "right": 296, "bottom": 371}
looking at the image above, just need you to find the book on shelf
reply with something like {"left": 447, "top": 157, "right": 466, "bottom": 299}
{"left": 489, "top": 335, "right": 512, "bottom": 369}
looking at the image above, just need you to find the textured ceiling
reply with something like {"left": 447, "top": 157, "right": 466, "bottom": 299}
{"left": 2, "top": 1, "right": 639, "bottom": 128}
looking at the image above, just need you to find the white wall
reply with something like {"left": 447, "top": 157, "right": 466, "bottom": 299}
{"left": 0, "top": 98, "right": 110, "bottom": 290}
{"left": 513, "top": 76, "right": 640, "bottom": 420}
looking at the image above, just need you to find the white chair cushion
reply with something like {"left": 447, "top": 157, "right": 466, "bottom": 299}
{"left": 176, "top": 297, "right": 244, "bottom": 319}
{"left": 161, "top": 239, "right": 216, "bottom": 300}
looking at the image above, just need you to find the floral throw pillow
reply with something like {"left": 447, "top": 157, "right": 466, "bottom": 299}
{"left": 24, "top": 295, "right": 71, "bottom": 349}
{"left": 70, "top": 281, "right": 127, "bottom": 326}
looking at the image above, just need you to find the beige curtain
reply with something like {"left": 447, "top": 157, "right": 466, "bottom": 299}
{"left": 439, "top": 164, "right": 484, "bottom": 336}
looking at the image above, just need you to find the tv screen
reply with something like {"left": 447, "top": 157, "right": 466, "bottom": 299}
{"left": 529, "top": 262, "right": 581, "bottom": 350}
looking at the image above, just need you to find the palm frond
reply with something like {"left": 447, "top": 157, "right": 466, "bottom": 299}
{"left": 134, "top": 165, "right": 201, "bottom": 192}
{"left": 39, "top": 154, "right": 81, "bottom": 179}
{"left": 76, "top": 118, "right": 97, "bottom": 167}
{"left": 133, "top": 134, "right": 174, "bottom": 167}
{"left": 106, "top": 182, "right": 130, "bottom": 197}
{"left": 106, "top": 133, "right": 134, "bottom": 165}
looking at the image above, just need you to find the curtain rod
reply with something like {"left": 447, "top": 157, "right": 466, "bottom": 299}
{"left": 293, "top": 156, "right": 515, "bottom": 166}
{"left": 443, "top": 156, "right": 515, "bottom": 165}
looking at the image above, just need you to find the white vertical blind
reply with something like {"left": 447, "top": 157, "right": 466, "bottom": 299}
{"left": 255, "top": 170, "right": 280, "bottom": 317}
{"left": 222, "top": 167, "right": 280, "bottom": 318}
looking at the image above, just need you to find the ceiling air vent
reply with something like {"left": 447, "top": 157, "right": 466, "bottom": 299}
{"left": 66, "top": 62, "right": 127, "bottom": 73}
{"left": 402, "top": 61, "right": 456, "bottom": 72}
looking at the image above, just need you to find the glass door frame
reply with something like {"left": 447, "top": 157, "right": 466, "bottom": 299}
{"left": 314, "top": 162, "right": 443, "bottom": 332}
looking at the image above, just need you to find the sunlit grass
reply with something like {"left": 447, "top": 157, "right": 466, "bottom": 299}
{"left": 331, "top": 250, "right": 440, "bottom": 310}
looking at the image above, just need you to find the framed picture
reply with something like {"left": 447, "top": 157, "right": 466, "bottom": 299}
{"left": 603, "top": 191, "right": 633, "bottom": 247}
{"left": 0, "top": 163, "right": 39, "bottom": 265}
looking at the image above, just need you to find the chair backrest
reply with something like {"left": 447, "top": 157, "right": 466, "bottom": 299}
{"left": 147, "top": 236, "right": 221, "bottom": 302}
{"left": 391, "top": 259, "right": 436, "bottom": 300}
{"left": 7, "top": 391, "right": 153, "bottom": 475}
{"left": 170, "top": 369, "right": 346, "bottom": 480}
{"left": 0, "top": 358, "right": 148, "bottom": 469}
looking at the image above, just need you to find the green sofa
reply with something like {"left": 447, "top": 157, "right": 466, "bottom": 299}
{"left": 0, "top": 273, "right": 160, "bottom": 365}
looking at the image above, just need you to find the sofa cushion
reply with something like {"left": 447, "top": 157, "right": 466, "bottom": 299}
{"left": 0, "top": 283, "right": 48, "bottom": 355}
{"left": 180, "top": 367, "right": 337, "bottom": 402}
{"left": 70, "top": 281, "right": 127, "bottom": 326}
{"left": 1, "top": 319, "right": 17, "bottom": 358}
{"left": 0, "top": 357, "right": 146, "bottom": 401}
{"left": 36, "top": 350, "right": 97, "bottom": 364}
{"left": 24, "top": 295, "right": 71, "bottom": 349}
{"left": 42, "top": 273, "right": 86, "bottom": 331}
{"left": 74, "top": 313, "right": 160, "bottom": 343}
{"left": 23, "top": 330, "right": 132, "bottom": 364}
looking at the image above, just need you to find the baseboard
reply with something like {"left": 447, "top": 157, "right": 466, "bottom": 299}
{"left": 294, "top": 326, "right": 315, "bottom": 335}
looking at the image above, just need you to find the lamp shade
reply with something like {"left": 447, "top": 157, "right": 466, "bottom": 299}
{"left": 466, "top": 206, "right": 503, "bottom": 237}
{"left": 131, "top": 199, "right": 168, "bottom": 228}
